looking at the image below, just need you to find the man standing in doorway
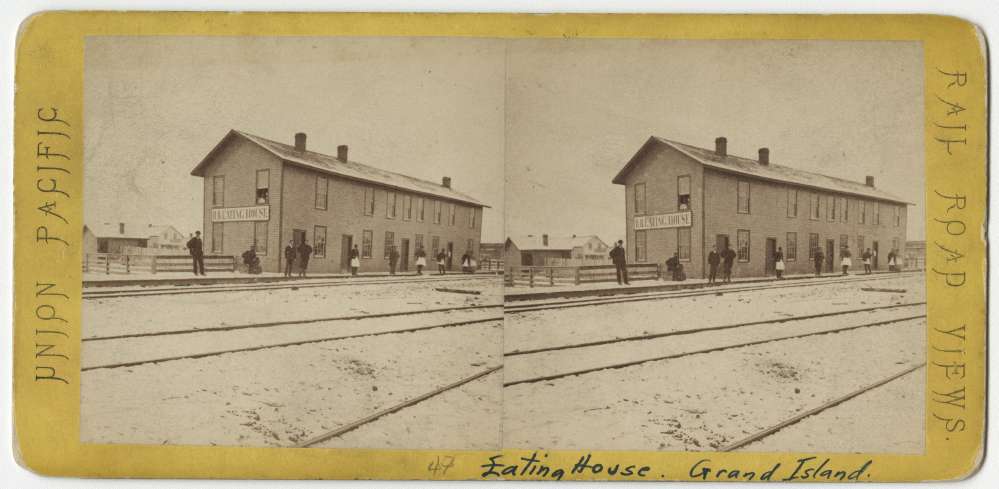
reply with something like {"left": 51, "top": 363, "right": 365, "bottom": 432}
{"left": 813, "top": 247, "right": 825, "bottom": 277}
{"left": 609, "top": 240, "right": 629, "bottom": 285}
{"left": 284, "top": 240, "right": 296, "bottom": 278}
{"left": 721, "top": 244, "right": 736, "bottom": 283}
{"left": 297, "top": 240, "right": 313, "bottom": 277}
{"left": 186, "top": 231, "right": 205, "bottom": 276}
{"left": 707, "top": 245, "right": 720, "bottom": 285}
{"left": 389, "top": 246, "right": 400, "bottom": 275}
{"left": 349, "top": 244, "right": 361, "bottom": 276}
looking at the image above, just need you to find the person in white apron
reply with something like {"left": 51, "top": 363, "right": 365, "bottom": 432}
{"left": 349, "top": 244, "right": 360, "bottom": 276}
{"left": 840, "top": 246, "right": 852, "bottom": 275}
{"left": 774, "top": 246, "right": 785, "bottom": 279}
{"left": 414, "top": 247, "right": 427, "bottom": 275}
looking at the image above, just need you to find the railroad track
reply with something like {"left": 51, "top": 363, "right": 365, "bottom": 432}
{"left": 83, "top": 274, "right": 497, "bottom": 300}
{"left": 503, "top": 314, "right": 925, "bottom": 387}
{"left": 82, "top": 315, "right": 503, "bottom": 372}
{"left": 721, "top": 362, "right": 926, "bottom": 451}
{"left": 84, "top": 304, "right": 502, "bottom": 342}
{"left": 505, "top": 272, "right": 920, "bottom": 314}
{"left": 291, "top": 366, "right": 502, "bottom": 448}
{"left": 505, "top": 302, "right": 925, "bottom": 356}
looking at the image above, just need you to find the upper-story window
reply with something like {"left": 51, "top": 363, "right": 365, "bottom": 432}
{"left": 315, "top": 175, "right": 328, "bottom": 210}
{"left": 385, "top": 191, "right": 397, "bottom": 219}
{"left": 859, "top": 200, "right": 867, "bottom": 224}
{"left": 433, "top": 200, "right": 442, "bottom": 224}
{"left": 212, "top": 175, "right": 224, "bottom": 207}
{"left": 448, "top": 203, "right": 456, "bottom": 226}
{"left": 634, "top": 183, "right": 647, "bottom": 215}
{"left": 873, "top": 203, "right": 881, "bottom": 225}
{"left": 737, "top": 181, "right": 750, "bottom": 214}
{"left": 809, "top": 193, "right": 820, "bottom": 220}
{"left": 841, "top": 197, "right": 849, "bottom": 222}
{"left": 786, "top": 188, "right": 798, "bottom": 218}
{"left": 416, "top": 197, "right": 425, "bottom": 222}
{"left": 826, "top": 195, "right": 836, "bottom": 221}
{"left": 255, "top": 170, "right": 269, "bottom": 204}
{"left": 677, "top": 176, "right": 691, "bottom": 210}
{"left": 363, "top": 187, "right": 375, "bottom": 215}
{"left": 468, "top": 207, "right": 476, "bottom": 229}
{"left": 894, "top": 206, "right": 901, "bottom": 226}
{"left": 403, "top": 195, "right": 412, "bottom": 221}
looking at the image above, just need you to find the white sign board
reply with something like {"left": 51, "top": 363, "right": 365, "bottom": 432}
{"left": 634, "top": 211, "right": 692, "bottom": 230}
{"left": 211, "top": 205, "right": 270, "bottom": 222}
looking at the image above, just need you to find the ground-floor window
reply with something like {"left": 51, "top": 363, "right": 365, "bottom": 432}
{"left": 737, "top": 229, "right": 750, "bottom": 262}
{"left": 857, "top": 235, "right": 865, "bottom": 254}
{"left": 361, "top": 230, "right": 373, "bottom": 258}
{"left": 786, "top": 232, "right": 797, "bottom": 261}
{"left": 384, "top": 231, "right": 395, "bottom": 259}
{"left": 432, "top": 236, "right": 440, "bottom": 256}
{"left": 892, "top": 238, "right": 900, "bottom": 252}
{"left": 254, "top": 221, "right": 268, "bottom": 255}
{"left": 808, "top": 233, "right": 819, "bottom": 259}
{"left": 313, "top": 225, "right": 327, "bottom": 258}
{"left": 466, "top": 239, "right": 474, "bottom": 255}
{"left": 415, "top": 234, "right": 424, "bottom": 254}
{"left": 212, "top": 222, "right": 223, "bottom": 254}
{"left": 677, "top": 227, "right": 691, "bottom": 261}
{"left": 840, "top": 234, "right": 849, "bottom": 254}
{"left": 634, "top": 230, "right": 647, "bottom": 262}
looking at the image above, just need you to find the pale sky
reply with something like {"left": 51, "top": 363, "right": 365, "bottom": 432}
{"left": 505, "top": 39, "right": 925, "bottom": 244}
{"left": 84, "top": 36, "right": 507, "bottom": 241}
{"left": 85, "top": 38, "right": 924, "bottom": 245}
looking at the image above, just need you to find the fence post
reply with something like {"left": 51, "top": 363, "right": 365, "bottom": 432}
{"left": 529, "top": 268, "right": 534, "bottom": 288}
{"left": 105, "top": 256, "right": 110, "bottom": 275}
{"left": 656, "top": 264, "right": 662, "bottom": 280}
{"left": 574, "top": 267, "right": 581, "bottom": 285}
{"left": 233, "top": 256, "right": 237, "bottom": 272}
{"left": 84, "top": 254, "right": 89, "bottom": 273}
{"left": 125, "top": 255, "right": 130, "bottom": 274}
{"left": 151, "top": 256, "right": 157, "bottom": 274}
{"left": 548, "top": 268, "right": 554, "bottom": 286}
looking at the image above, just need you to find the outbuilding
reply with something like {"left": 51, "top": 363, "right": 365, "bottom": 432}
{"left": 191, "top": 130, "right": 486, "bottom": 274}
{"left": 612, "top": 136, "right": 910, "bottom": 278}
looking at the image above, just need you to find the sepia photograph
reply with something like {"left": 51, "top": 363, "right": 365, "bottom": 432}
{"left": 80, "top": 36, "right": 506, "bottom": 449}
{"left": 79, "top": 35, "right": 926, "bottom": 454}
{"left": 500, "top": 39, "right": 926, "bottom": 454}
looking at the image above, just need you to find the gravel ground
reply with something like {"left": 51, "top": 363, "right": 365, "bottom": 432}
{"left": 312, "top": 371, "right": 503, "bottom": 450}
{"left": 81, "top": 321, "right": 502, "bottom": 448}
{"left": 503, "top": 319, "right": 924, "bottom": 453}
{"left": 740, "top": 367, "right": 925, "bottom": 453}
{"left": 505, "top": 274, "right": 923, "bottom": 354}
{"left": 83, "top": 276, "right": 502, "bottom": 339}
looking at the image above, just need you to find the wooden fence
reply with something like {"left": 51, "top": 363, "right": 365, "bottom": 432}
{"left": 83, "top": 253, "right": 237, "bottom": 274}
{"left": 506, "top": 263, "right": 661, "bottom": 287}
{"left": 477, "top": 258, "right": 505, "bottom": 271}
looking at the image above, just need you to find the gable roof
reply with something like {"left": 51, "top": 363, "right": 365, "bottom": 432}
{"left": 507, "top": 234, "right": 605, "bottom": 252}
{"left": 613, "top": 136, "right": 911, "bottom": 205}
{"left": 191, "top": 130, "right": 487, "bottom": 208}
{"left": 84, "top": 222, "right": 173, "bottom": 240}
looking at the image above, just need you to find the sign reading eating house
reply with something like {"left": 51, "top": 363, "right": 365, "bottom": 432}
{"left": 634, "top": 211, "right": 692, "bottom": 230}
{"left": 211, "top": 205, "right": 270, "bottom": 222}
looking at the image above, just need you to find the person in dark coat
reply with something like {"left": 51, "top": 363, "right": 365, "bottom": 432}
{"left": 388, "top": 246, "right": 400, "bottom": 275}
{"left": 721, "top": 244, "right": 736, "bottom": 283}
{"left": 862, "top": 248, "right": 873, "bottom": 274}
{"left": 609, "top": 240, "right": 629, "bottom": 285}
{"left": 349, "top": 244, "right": 360, "bottom": 276}
{"left": 707, "top": 246, "right": 720, "bottom": 284}
{"left": 241, "top": 245, "right": 261, "bottom": 274}
{"left": 284, "top": 240, "right": 297, "bottom": 277}
{"left": 665, "top": 253, "right": 683, "bottom": 281}
{"left": 813, "top": 247, "right": 824, "bottom": 277}
{"left": 436, "top": 250, "right": 447, "bottom": 275}
{"left": 297, "top": 241, "right": 313, "bottom": 277}
{"left": 186, "top": 231, "right": 206, "bottom": 276}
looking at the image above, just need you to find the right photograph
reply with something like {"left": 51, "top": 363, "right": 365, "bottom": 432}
{"left": 501, "top": 39, "right": 926, "bottom": 454}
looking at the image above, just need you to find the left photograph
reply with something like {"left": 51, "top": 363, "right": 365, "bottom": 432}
{"left": 80, "top": 36, "right": 505, "bottom": 449}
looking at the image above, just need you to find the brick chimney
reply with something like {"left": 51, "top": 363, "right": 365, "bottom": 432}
{"left": 758, "top": 147, "right": 770, "bottom": 165}
{"left": 542, "top": 234, "right": 549, "bottom": 247}
{"left": 337, "top": 145, "right": 348, "bottom": 162}
{"left": 715, "top": 137, "right": 727, "bottom": 157}
{"left": 294, "top": 132, "right": 307, "bottom": 151}
{"left": 442, "top": 176, "right": 452, "bottom": 188}
{"left": 865, "top": 176, "right": 875, "bottom": 187}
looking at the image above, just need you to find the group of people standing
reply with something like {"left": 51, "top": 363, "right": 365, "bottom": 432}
{"left": 706, "top": 244, "right": 737, "bottom": 284}
{"left": 283, "top": 240, "right": 314, "bottom": 277}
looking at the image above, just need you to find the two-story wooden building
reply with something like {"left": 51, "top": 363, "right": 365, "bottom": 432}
{"left": 612, "top": 136, "right": 910, "bottom": 278}
{"left": 191, "top": 130, "right": 486, "bottom": 273}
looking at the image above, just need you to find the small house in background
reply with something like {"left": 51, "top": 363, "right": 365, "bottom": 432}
{"left": 504, "top": 234, "right": 611, "bottom": 267}
{"left": 83, "top": 222, "right": 187, "bottom": 255}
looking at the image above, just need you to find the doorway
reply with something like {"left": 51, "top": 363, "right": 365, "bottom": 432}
{"left": 715, "top": 234, "right": 730, "bottom": 254}
{"left": 872, "top": 241, "right": 880, "bottom": 270}
{"left": 400, "top": 238, "right": 410, "bottom": 271}
{"left": 292, "top": 229, "right": 306, "bottom": 246}
{"left": 340, "top": 234, "right": 353, "bottom": 272}
{"left": 447, "top": 241, "right": 454, "bottom": 270}
{"left": 765, "top": 237, "right": 777, "bottom": 276}
{"left": 825, "top": 239, "right": 835, "bottom": 272}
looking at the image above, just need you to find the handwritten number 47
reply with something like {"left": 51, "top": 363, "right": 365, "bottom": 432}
{"left": 428, "top": 455, "right": 456, "bottom": 476}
